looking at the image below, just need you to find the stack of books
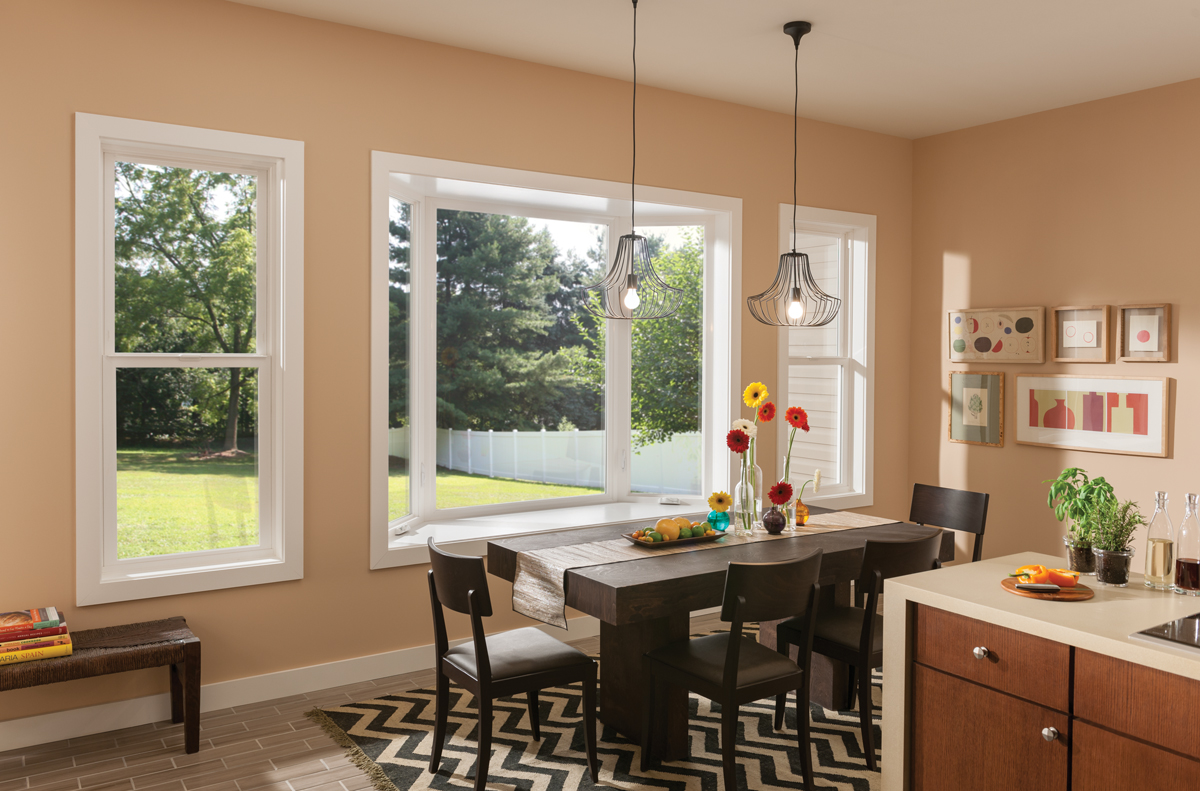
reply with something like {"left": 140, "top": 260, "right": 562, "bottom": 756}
{"left": 0, "top": 608, "right": 72, "bottom": 665}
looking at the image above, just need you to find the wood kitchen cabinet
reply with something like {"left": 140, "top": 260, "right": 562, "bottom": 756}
{"left": 910, "top": 604, "right": 1200, "bottom": 789}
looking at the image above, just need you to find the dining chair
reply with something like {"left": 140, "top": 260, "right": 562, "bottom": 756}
{"left": 910, "top": 483, "right": 990, "bottom": 562}
{"left": 640, "top": 550, "right": 824, "bottom": 791}
{"left": 774, "top": 529, "right": 942, "bottom": 772}
{"left": 426, "top": 539, "right": 599, "bottom": 790}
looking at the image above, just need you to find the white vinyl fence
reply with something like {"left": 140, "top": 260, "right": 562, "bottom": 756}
{"left": 388, "top": 427, "right": 701, "bottom": 495}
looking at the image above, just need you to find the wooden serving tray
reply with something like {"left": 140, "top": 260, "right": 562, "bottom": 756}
{"left": 623, "top": 531, "right": 724, "bottom": 549}
{"left": 1001, "top": 576, "right": 1094, "bottom": 601}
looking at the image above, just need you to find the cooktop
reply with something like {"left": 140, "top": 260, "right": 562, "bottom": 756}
{"left": 1131, "top": 611, "right": 1200, "bottom": 656}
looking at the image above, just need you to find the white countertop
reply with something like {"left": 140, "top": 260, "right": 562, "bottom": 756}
{"left": 882, "top": 551, "right": 1200, "bottom": 790}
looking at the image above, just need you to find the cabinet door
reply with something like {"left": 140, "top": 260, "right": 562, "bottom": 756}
{"left": 911, "top": 663, "right": 1068, "bottom": 791}
{"left": 1073, "top": 720, "right": 1200, "bottom": 787}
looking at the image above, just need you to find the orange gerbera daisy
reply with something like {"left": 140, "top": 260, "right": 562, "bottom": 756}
{"left": 758, "top": 401, "right": 776, "bottom": 422}
{"left": 785, "top": 406, "right": 810, "bottom": 432}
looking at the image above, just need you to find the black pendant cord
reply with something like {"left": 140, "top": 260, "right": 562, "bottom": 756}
{"left": 631, "top": 0, "right": 638, "bottom": 230}
{"left": 791, "top": 37, "right": 798, "bottom": 255}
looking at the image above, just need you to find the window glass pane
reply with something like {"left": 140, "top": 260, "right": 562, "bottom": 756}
{"left": 116, "top": 367, "right": 259, "bottom": 559}
{"left": 114, "top": 163, "right": 257, "bottom": 356}
{"left": 435, "top": 209, "right": 606, "bottom": 509}
{"left": 630, "top": 226, "right": 703, "bottom": 496}
{"left": 388, "top": 198, "right": 412, "bottom": 521}
{"left": 787, "top": 230, "right": 841, "bottom": 358}
{"left": 786, "top": 363, "right": 840, "bottom": 489}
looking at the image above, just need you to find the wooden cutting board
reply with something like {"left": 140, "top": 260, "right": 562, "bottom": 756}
{"left": 1001, "top": 576, "right": 1095, "bottom": 601}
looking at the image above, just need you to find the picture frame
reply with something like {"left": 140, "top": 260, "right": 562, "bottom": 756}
{"left": 948, "top": 307, "right": 1045, "bottom": 363}
{"left": 1016, "top": 373, "right": 1169, "bottom": 458}
{"left": 1117, "top": 303, "right": 1171, "bottom": 363}
{"left": 1051, "top": 305, "right": 1110, "bottom": 363}
{"left": 948, "top": 371, "right": 1004, "bottom": 447}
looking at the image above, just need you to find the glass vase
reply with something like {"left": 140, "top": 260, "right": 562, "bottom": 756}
{"left": 1063, "top": 535, "right": 1096, "bottom": 575}
{"left": 1093, "top": 546, "right": 1136, "bottom": 587}
{"left": 733, "top": 463, "right": 763, "bottom": 535}
{"left": 707, "top": 510, "right": 731, "bottom": 532}
{"left": 763, "top": 506, "right": 786, "bottom": 535}
{"left": 794, "top": 498, "right": 810, "bottom": 527}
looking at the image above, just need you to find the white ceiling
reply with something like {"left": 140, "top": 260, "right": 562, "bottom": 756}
{"left": 230, "top": 0, "right": 1200, "bottom": 139}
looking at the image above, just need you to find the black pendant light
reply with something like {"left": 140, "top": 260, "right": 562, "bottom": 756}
{"left": 747, "top": 21, "right": 841, "bottom": 328}
{"left": 581, "top": 0, "right": 681, "bottom": 320}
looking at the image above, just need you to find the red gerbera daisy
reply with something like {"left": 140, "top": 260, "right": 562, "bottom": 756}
{"left": 726, "top": 429, "right": 750, "bottom": 454}
{"left": 758, "top": 401, "right": 776, "bottom": 422}
{"left": 785, "top": 406, "right": 810, "bottom": 432}
{"left": 768, "top": 481, "right": 794, "bottom": 506}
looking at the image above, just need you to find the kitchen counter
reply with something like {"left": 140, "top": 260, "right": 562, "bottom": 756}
{"left": 882, "top": 551, "right": 1200, "bottom": 790}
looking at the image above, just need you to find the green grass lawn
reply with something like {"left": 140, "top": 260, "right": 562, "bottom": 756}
{"left": 388, "top": 467, "right": 600, "bottom": 519}
{"left": 117, "top": 448, "right": 258, "bottom": 559}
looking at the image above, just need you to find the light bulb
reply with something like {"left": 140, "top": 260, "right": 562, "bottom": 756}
{"left": 623, "top": 287, "right": 641, "bottom": 309}
{"left": 787, "top": 287, "right": 804, "bottom": 320}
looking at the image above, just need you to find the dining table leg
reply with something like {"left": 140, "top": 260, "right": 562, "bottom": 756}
{"left": 758, "top": 580, "right": 853, "bottom": 711}
{"left": 599, "top": 612, "right": 690, "bottom": 761}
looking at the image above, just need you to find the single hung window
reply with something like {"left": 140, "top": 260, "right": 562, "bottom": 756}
{"left": 76, "top": 114, "right": 303, "bottom": 605}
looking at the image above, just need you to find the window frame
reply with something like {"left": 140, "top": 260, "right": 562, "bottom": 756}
{"left": 75, "top": 113, "right": 304, "bottom": 605}
{"left": 370, "top": 152, "right": 740, "bottom": 568}
{"left": 775, "top": 204, "right": 876, "bottom": 509}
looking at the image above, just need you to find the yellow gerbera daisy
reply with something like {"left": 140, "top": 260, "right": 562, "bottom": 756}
{"left": 743, "top": 382, "right": 769, "bottom": 409}
{"left": 708, "top": 491, "right": 731, "bottom": 513}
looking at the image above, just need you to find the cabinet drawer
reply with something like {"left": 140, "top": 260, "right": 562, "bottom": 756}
{"left": 1073, "top": 720, "right": 1200, "bottom": 786}
{"left": 914, "top": 604, "right": 1070, "bottom": 711}
{"left": 1075, "top": 648, "right": 1200, "bottom": 762}
{"left": 911, "top": 663, "right": 1068, "bottom": 791}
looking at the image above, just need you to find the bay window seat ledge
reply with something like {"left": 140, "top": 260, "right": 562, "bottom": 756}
{"left": 380, "top": 500, "right": 709, "bottom": 568}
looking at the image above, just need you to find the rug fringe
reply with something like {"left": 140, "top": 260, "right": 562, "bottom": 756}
{"left": 305, "top": 708, "right": 401, "bottom": 791}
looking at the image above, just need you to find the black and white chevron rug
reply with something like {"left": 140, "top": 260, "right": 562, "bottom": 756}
{"left": 309, "top": 640, "right": 882, "bottom": 791}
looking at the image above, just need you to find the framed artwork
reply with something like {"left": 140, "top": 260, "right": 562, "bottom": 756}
{"left": 948, "top": 307, "right": 1045, "bottom": 363}
{"left": 1016, "top": 374, "right": 1169, "bottom": 458}
{"left": 1117, "top": 303, "right": 1171, "bottom": 362}
{"left": 948, "top": 371, "right": 1004, "bottom": 447}
{"left": 1051, "top": 305, "right": 1110, "bottom": 363}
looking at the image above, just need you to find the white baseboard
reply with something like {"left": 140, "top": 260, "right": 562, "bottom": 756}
{"left": 0, "top": 615, "right": 601, "bottom": 752}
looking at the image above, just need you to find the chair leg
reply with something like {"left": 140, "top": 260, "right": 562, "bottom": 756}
{"left": 527, "top": 690, "right": 541, "bottom": 741}
{"left": 428, "top": 667, "right": 450, "bottom": 773}
{"left": 583, "top": 668, "right": 599, "bottom": 782}
{"left": 846, "top": 665, "right": 857, "bottom": 711}
{"left": 720, "top": 704, "right": 739, "bottom": 791}
{"left": 858, "top": 666, "right": 876, "bottom": 772}
{"left": 774, "top": 690, "right": 788, "bottom": 731}
{"left": 474, "top": 697, "right": 493, "bottom": 791}
{"left": 639, "top": 659, "right": 655, "bottom": 772}
{"left": 796, "top": 680, "right": 815, "bottom": 790}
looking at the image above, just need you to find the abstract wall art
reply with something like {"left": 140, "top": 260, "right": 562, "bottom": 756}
{"left": 949, "top": 371, "right": 1004, "bottom": 447}
{"left": 1118, "top": 303, "right": 1171, "bottom": 362}
{"left": 1051, "top": 305, "right": 1110, "bottom": 362}
{"left": 1016, "top": 374, "right": 1169, "bottom": 457}
{"left": 948, "top": 307, "right": 1044, "bottom": 363}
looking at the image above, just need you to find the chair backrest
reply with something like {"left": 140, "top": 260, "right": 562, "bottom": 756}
{"left": 427, "top": 538, "right": 494, "bottom": 617}
{"left": 909, "top": 483, "right": 990, "bottom": 562}
{"left": 720, "top": 549, "right": 823, "bottom": 626}
{"left": 857, "top": 529, "right": 944, "bottom": 599}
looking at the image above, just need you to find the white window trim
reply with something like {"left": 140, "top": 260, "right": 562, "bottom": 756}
{"left": 75, "top": 113, "right": 304, "bottom": 605}
{"left": 370, "top": 152, "right": 741, "bottom": 568}
{"left": 775, "top": 204, "right": 875, "bottom": 510}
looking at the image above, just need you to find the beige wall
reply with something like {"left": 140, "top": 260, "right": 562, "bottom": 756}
{"left": 910, "top": 79, "right": 1200, "bottom": 563}
{"left": 0, "top": 0, "right": 913, "bottom": 720}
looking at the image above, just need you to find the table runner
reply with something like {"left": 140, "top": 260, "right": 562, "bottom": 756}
{"left": 512, "top": 511, "right": 900, "bottom": 627}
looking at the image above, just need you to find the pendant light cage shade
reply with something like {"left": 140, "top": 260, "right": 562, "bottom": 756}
{"left": 581, "top": 233, "right": 683, "bottom": 320}
{"left": 747, "top": 251, "right": 841, "bottom": 327}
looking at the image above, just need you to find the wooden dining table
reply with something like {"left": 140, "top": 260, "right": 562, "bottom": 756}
{"left": 486, "top": 507, "right": 954, "bottom": 759}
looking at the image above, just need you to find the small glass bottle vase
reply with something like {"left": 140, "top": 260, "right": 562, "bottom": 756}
{"left": 733, "top": 463, "right": 763, "bottom": 535}
{"left": 1174, "top": 493, "right": 1200, "bottom": 596}
{"left": 1144, "top": 491, "right": 1174, "bottom": 590}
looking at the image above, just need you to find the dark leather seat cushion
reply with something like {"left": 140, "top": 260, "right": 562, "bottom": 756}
{"left": 781, "top": 606, "right": 883, "bottom": 654}
{"left": 647, "top": 633, "right": 802, "bottom": 689}
{"left": 444, "top": 627, "right": 593, "bottom": 680}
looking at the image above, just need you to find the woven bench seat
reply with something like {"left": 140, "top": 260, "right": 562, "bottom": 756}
{"left": 0, "top": 616, "right": 201, "bottom": 753}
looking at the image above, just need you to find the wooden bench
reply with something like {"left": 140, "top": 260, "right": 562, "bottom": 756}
{"left": 0, "top": 617, "right": 201, "bottom": 753}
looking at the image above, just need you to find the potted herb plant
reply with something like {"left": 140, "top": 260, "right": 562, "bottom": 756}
{"left": 1085, "top": 498, "right": 1147, "bottom": 586}
{"left": 1045, "top": 467, "right": 1114, "bottom": 575}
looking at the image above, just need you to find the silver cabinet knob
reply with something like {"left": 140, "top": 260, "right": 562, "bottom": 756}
{"left": 1042, "top": 727, "right": 1059, "bottom": 742}
{"left": 972, "top": 646, "right": 989, "bottom": 660}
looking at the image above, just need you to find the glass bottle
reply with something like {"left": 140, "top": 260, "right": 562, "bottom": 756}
{"left": 1144, "top": 491, "right": 1174, "bottom": 590}
{"left": 733, "top": 462, "right": 762, "bottom": 535}
{"left": 1174, "top": 493, "right": 1200, "bottom": 596}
